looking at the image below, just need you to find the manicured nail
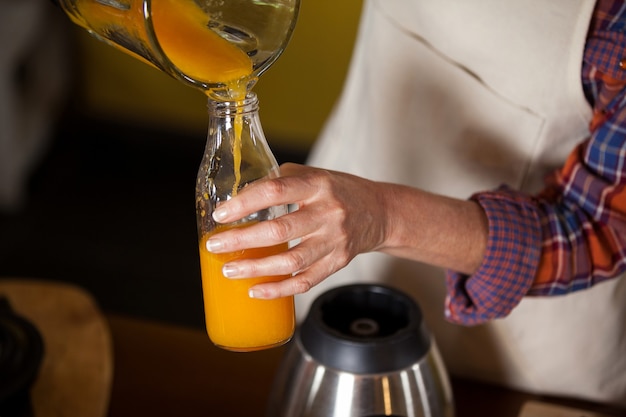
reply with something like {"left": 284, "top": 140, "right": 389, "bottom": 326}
{"left": 249, "top": 288, "right": 266, "bottom": 299}
{"left": 206, "top": 238, "right": 223, "bottom": 252}
{"left": 212, "top": 207, "right": 228, "bottom": 222}
{"left": 222, "top": 264, "right": 241, "bottom": 278}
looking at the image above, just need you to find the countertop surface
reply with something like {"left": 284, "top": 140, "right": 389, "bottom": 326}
{"left": 106, "top": 314, "right": 626, "bottom": 417}
{"left": 2, "top": 279, "right": 624, "bottom": 417}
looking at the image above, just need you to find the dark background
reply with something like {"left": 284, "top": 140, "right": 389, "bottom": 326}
{"left": 0, "top": 0, "right": 351, "bottom": 331}
{"left": 0, "top": 110, "right": 307, "bottom": 329}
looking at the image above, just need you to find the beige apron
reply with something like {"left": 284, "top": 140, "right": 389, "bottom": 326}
{"left": 299, "top": 0, "right": 626, "bottom": 406}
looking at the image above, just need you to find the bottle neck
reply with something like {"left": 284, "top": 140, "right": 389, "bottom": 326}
{"left": 207, "top": 92, "right": 259, "bottom": 118}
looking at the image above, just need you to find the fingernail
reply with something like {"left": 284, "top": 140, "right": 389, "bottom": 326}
{"left": 212, "top": 207, "right": 228, "bottom": 222}
{"left": 206, "top": 238, "right": 223, "bottom": 252}
{"left": 249, "top": 288, "right": 267, "bottom": 299}
{"left": 222, "top": 264, "right": 241, "bottom": 278}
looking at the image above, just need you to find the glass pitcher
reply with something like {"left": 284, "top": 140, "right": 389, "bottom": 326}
{"left": 50, "top": 0, "right": 300, "bottom": 100}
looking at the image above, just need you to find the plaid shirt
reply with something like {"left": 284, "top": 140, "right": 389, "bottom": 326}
{"left": 446, "top": 0, "right": 626, "bottom": 325}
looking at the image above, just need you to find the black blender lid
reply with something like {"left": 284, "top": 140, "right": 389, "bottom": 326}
{"left": 0, "top": 296, "right": 45, "bottom": 410}
{"left": 298, "top": 284, "right": 431, "bottom": 374}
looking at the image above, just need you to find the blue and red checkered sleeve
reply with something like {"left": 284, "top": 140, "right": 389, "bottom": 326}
{"left": 444, "top": 188, "right": 542, "bottom": 325}
{"left": 444, "top": 0, "right": 626, "bottom": 325}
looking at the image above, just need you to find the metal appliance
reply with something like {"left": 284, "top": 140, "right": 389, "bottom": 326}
{"left": 267, "top": 284, "right": 455, "bottom": 417}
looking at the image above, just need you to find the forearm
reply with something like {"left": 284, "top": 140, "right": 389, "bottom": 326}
{"left": 378, "top": 183, "right": 488, "bottom": 275}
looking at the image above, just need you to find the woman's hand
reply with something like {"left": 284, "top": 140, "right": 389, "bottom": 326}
{"left": 205, "top": 163, "right": 489, "bottom": 300}
{"left": 205, "top": 163, "right": 390, "bottom": 299}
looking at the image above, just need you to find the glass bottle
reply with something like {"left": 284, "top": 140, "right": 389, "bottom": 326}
{"left": 195, "top": 92, "right": 294, "bottom": 352}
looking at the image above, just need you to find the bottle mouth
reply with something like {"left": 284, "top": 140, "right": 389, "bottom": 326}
{"left": 207, "top": 92, "right": 259, "bottom": 115}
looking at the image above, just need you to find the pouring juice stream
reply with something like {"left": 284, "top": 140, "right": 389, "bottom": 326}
{"left": 69, "top": 0, "right": 250, "bottom": 191}
{"left": 151, "top": 0, "right": 249, "bottom": 195}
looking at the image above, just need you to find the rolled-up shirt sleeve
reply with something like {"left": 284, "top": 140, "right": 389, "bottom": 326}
{"left": 444, "top": 188, "right": 541, "bottom": 325}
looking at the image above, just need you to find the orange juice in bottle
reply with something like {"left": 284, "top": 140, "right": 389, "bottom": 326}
{"left": 199, "top": 228, "right": 294, "bottom": 351}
